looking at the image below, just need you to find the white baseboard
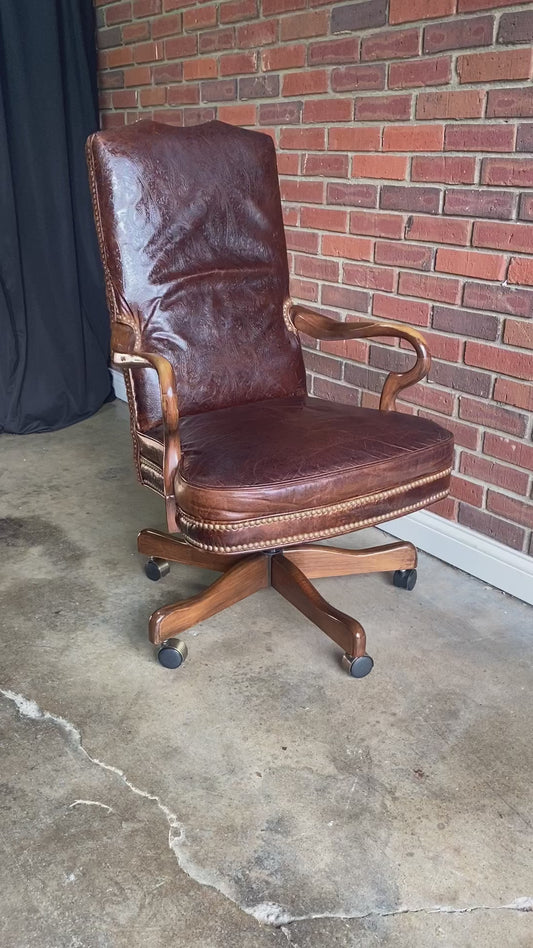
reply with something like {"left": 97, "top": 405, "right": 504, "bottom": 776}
{"left": 112, "top": 368, "right": 532, "bottom": 605}
{"left": 112, "top": 367, "right": 127, "bottom": 402}
{"left": 381, "top": 509, "right": 533, "bottom": 606}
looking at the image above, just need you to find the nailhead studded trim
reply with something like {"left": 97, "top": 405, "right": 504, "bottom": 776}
{"left": 178, "top": 489, "right": 449, "bottom": 554}
{"left": 283, "top": 297, "right": 297, "bottom": 334}
{"left": 178, "top": 468, "right": 451, "bottom": 533}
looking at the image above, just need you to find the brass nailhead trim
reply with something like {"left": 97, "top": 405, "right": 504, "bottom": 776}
{"left": 283, "top": 297, "right": 297, "bottom": 334}
{"left": 179, "top": 468, "right": 451, "bottom": 533}
{"left": 178, "top": 489, "right": 449, "bottom": 554}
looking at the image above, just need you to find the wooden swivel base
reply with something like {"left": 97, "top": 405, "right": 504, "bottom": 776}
{"left": 137, "top": 529, "right": 418, "bottom": 677}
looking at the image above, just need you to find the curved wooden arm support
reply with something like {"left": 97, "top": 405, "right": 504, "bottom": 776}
{"left": 111, "top": 321, "right": 181, "bottom": 532}
{"left": 291, "top": 304, "right": 431, "bottom": 411}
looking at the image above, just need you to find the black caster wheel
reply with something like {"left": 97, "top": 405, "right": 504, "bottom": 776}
{"left": 342, "top": 653, "right": 374, "bottom": 678}
{"left": 393, "top": 568, "right": 417, "bottom": 591}
{"left": 145, "top": 557, "right": 170, "bottom": 581}
{"left": 157, "top": 638, "right": 188, "bottom": 669}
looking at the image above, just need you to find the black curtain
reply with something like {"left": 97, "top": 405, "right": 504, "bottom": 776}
{"left": 0, "top": 0, "right": 112, "bottom": 434}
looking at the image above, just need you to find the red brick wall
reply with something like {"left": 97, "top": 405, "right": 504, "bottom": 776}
{"left": 95, "top": 0, "right": 533, "bottom": 556}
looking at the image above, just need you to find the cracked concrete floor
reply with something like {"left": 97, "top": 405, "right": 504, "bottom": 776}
{"left": 0, "top": 399, "right": 532, "bottom": 948}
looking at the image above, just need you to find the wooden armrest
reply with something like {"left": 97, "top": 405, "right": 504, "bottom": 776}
{"left": 111, "top": 322, "right": 181, "bottom": 531}
{"left": 291, "top": 304, "right": 431, "bottom": 411}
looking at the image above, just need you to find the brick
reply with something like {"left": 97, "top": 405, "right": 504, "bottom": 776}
{"left": 106, "top": 2, "right": 132, "bottom": 25}
{"left": 458, "top": 48, "right": 533, "bottom": 83}
{"left": 383, "top": 124, "right": 443, "bottom": 152}
{"left": 281, "top": 11, "right": 328, "bottom": 41}
{"left": 328, "top": 127, "right": 381, "bottom": 152}
{"left": 459, "top": 453, "right": 529, "bottom": 495}
{"left": 487, "top": 492, "right": 533, "bottom": 529}
{"left": 487, "top": 88, "right": 533, "bottom": 118}
{"left": 281, "top": 178, "right": 323, "bottom": 203}
{"left": 323, "top": 191, "right": 370, "bottom": 221}
{"left": 124, "top": 66, "right": 151, "bottom": 86}
{"left": 98, "top": 26, "right": 123, "bottom": 49}
{"left": 183, "top": 107, "right": 216, "bottom": 126}
{"left": 303, "top": 98, "right": 353, "bottom": 124}
{"left": 321, "top": 335, "right": 370, "bottom": 364}
{"left": 283, "top": 70, "right": 328, "bottom": 97}
{"left": 167, "top": 84, "right": 199, "bottom": 105}
{"left": 198, "top": 28, "right": 234, "bottom": 53}
{"left": 309, "top": 38, "right": 359, "bottom": 66}
{"left": 328, "top": 182, "right": 378, "bottom": 208}
{"left": 399, "top": 273, "right": 461, "bottom": 305}
{"left": 361, "top": 28, "right": 419, "bottom": 62}
{"left": 459, "top": 398, "right": 528, "bottom": 437}
{"left": 259, "top": 101, "right": 302, "bottom": 125}
{"left": 445, "top": 123, "right": 516, "bottom": 153}
{"left": 508, "top": 257, "right": 533, "bottom": 287}
{"left": 262, "top": 45, "right": 306, "bottom": 72}
{"left": 134, "top": 41, "right": 164, "bottom": 63}
{"left": 304, "top": 349, "right": 343, "bottom": 380}
{"left": 473, "top": 221, "right": 533, "bottom": 254}
{"left": 436, "top": 248, "right": 506, "bottom": 281}
{"left": 219, "top": 51, "right": 256, "bottom": 76}
{"left": 459, "top": 0, "right": 533, "bottom": 10}
{"left": 504, "top": 319, "right": 533, "bottom": 350}
{"left": 163, "top": 0, "right": 195, "bottom": 8}
{"left": 139, "top": 87, "right": 166, "bottom": 107}
{"left": 519, "top": 194, "right": 533, "bottom": 222}
{"left": 240, "top": 75, "right": 279, "bottom": 98}
{"left": 237, "top": 20, "right": 277, "bottom": 47}
{"left": 458, "top": 504, "right": 525, "bottom": 551}
{"left": 429, "top": 496, "right": 457, "bottom": 520}
{"left": 411, "top": 156, "right": 476, "bottom": 184}
{"left": 372, "top": 293, "right": 430, "bottom": 326}
{"left": 420, "top": 412, "right": 479, "bottom": 449}
{"left": 349, "top": 211, "right": 404, "bottom": 239}
{"left": 122, "top": 21, "right": 150, "bottom": 42}
{"left": 354, "top": 95, "right": 411, "bottom": 122}
{"left": 375, "top": 240, "right": 432, "bottom": 271}
{"left": 183, "top": 5, "right": 217, "bottom": 29}
{"left": 424, "top": 15, "right": 493, "bottom": 53}
{"left": 220, "top": 0, "right": 257, "bottom": 23}
{"left": 321, "top": 284, "right": 370, "bottom": 315}
{"left": 322, "top": 234, "right": 373, "bottom": 262}
{"left": 432, "top": 306, "right": 499, "bottom": 341}
{"left": 218, "top": 103, "right": 256, "bottom": 125}
{"left": 331, "top": 64, "right": 386, "bottom": 92}
{"left": 133, "top": 0, "right": 161, "bottom": 15}
{"left": 151, "top": 13, "right": 180, "bottom": 37}
{"left": 343, "top": 263, "right": 397, "bottom": 293}
{"left": 416, "top": 90, "right": 484, "bottom": 120}
{"left": 450, "top": 475, "right": 484, "bottom": 508}
{"left": 390, "top": 0, "right": 456, "bottom": 24}
{"left": 290, "top": 276, "right": 318, "bottom": 301}
{"left": 465, "top": 341, "right": 533, "bottom": 381}
{"left": 344, "top": 362, "right": 386, "bottom": 395}
{"left": 482, "top": 158, "right": 533, "bottom": 188}
{"left": 498, "top": 10, "right": 533, "bottom": 44}
{"left": 406, "top": 215, "right": 471, "bottom": 245}
{"left": 263, "top": 0, "right": 305, "bottom": 13}
{"left": 294, "top": 254, "right": 339, "bottom": 282}
{"left": 99, "top": 70, "right": 125, "bottom": 89}
{"left": 154, "top": 110, "right": 183, "bottom": 126}
{"left": 314, "top": 377, "right": 362, "bottom": 405}
{"left": 517, "top": 125, "right": 533, "bottom": 152}
{"left": 183, "top": 58, "right": 217, "bottom": 80}
{"left": 368, "top": 345, "right": 412, "bottom": 374}
{"left": 446, "top": 191, "right": 516, "bottom": 221}
{"left": 331, "top": 0, "right": 387, "bottom": 33}
{"left": 429, "top": 361, "right": 491, "bottom": 397}
{"left": 493, "top": 377, "right": 533, "bottom": 412}
{"left": 484, "top": 432, "right": 533, "bottom": 472}
{"left": 352, "top": 154, "right": 408, "bottom": 180}
{"left": 380, "top": 186, "right": 440, "bottom": 214}
{"left": 106, "top": 47, "right": 133, "bottom": 68}
{"left": 112, "top": 89, "right": 137, "bottom": 108}
{"left": 165, "top": 36, "right": 198, "bottom": 59}
{"left": 463, "top": 282, "right": 533, "bottom": 317}
{"left": 408, "top": 327, "right": 463, "bottom": 362}
{"left": 303, "top": 153, "right": 349, "bottom": 177}
{"left": 280, "top": 127, "right": 326, "bottom": 150}
{"left": 389, "top": 57, "right": 451, "bottom": 89}
{"left": 201, "top": 78, "right": 236, "bottom": 102}
{"left": 399, "top": 383, "right": 455, "bottom": 416}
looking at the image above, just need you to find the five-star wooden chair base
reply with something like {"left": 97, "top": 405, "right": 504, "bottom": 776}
{"left": 137, "top": 528, "right": 418, "bottom": 677}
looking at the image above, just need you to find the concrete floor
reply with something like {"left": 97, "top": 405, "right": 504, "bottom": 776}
{"left": 0, "top": 399, "right": 532, "bottom": 948}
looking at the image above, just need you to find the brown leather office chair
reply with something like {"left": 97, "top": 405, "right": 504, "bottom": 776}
{"left": 86, "top": 120, "right": 453, "bottom": 677}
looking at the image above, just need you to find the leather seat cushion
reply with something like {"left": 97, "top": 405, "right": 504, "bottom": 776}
{"left": 170, "top": 396, "right": 453, "bottom": 554}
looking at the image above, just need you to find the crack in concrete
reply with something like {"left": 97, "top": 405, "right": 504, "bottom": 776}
{"left": 69, "top": 800, "right": 113, "bottom": 813}
{"left": 2, "top": 688, "right": 532, "bottom": 934}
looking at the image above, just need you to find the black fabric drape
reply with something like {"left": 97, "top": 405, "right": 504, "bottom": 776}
{"left": 0, "top": 0, "right": 112, "bottom": 434}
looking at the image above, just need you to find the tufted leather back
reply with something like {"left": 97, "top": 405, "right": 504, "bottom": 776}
{"left": 87, "top": 120, "right": 306, "bottom": 428}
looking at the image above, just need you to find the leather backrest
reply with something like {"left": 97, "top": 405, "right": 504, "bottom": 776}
{"left": 87, "top": 120, "right": 306, "bottom": 427}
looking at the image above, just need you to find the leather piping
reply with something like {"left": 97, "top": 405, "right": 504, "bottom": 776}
{"left": 178, "top": 489, "right": 449, "bottom": 553}
{"left": 178, "top": 468, "right": 451, "bottom": 531}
